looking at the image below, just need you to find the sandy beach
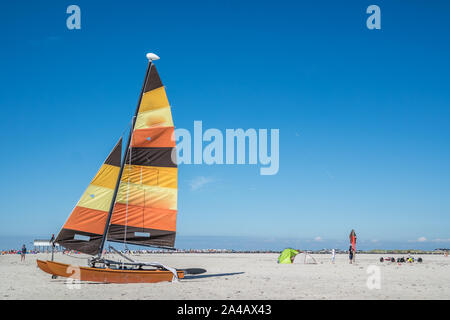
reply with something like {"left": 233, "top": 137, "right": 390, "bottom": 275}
{"left": 1, "top": 252, "right": 449, "bottom": 300}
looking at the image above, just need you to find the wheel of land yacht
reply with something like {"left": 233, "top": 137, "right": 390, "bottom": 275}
{"left": 51, "top": 275, "right": 57, "bottom": 279}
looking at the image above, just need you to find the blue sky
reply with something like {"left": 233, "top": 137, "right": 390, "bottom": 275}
{"left": 0, "top": 1, "right": 449, "bottom": 249}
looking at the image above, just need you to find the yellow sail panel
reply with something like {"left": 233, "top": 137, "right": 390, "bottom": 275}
{"left": 77, "top": 185, "right": 115, "bottom": 212}
{"left": 116, "top": 182, "right": 177, "bottom": 211}
{"left": 139, "top": 87, "right": 170, "bottom": 113}
{"left": 154, "top": 167, "right": 178, "bottom": 189}
{"left": 91, "top": 164, "right": 121, "bottom": 189}
{"left": 120, "top": 165, "right": 177, "bottom": 189}
{"left": 134, "top": 107, "right": 173, "bottom": 130}
{"left": 120, "top": 164, "right": 158, "bottom": 186}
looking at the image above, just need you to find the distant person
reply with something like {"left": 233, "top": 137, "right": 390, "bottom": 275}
{"left": 331, "top": 249, "right": 336, "bottom": 264}
{"left": 50, "top": 233, "right": 56, "bottom": 260}
{"left": 348, "top": 245, "right": 353, "bottom": 264}
{"left": 349, "top": 229, "right": 357, "bottom": 263}
{"left": 21, "top": 244, "right": 27, "bottom": 262}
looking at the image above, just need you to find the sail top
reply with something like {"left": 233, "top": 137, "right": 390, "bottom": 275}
{"left": 146, "top": 53, "right": 160, "bottom": 62}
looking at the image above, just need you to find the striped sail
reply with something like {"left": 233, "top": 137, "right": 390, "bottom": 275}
{"left": 107, "top": 64, "right": 178, "bottom": 248}
{"left": 55, "top": 139, "right": 122, "bottom": 255}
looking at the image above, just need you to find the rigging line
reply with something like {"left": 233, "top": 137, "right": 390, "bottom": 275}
{"left": 120, "top": 120, "right": 132, "bottom": 142}
{"left": 140, "top": 166, "right": 144, "bottom": 232}
{"left": 121, "top": 117, "right": 137, "bottom": 253}
{"left": 123, "top": 116, "right": 136, "bottom": 249}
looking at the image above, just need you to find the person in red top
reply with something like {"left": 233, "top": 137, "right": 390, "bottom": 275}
{"left": 349, "top": 229, "right": 357, "bottom": 263}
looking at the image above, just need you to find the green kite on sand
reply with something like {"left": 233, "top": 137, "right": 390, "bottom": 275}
{"left": 278, "top": 248, "right": 299, "bottom": 264}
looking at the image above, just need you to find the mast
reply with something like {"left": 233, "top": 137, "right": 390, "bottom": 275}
{"left": 97, "top": 53, "right": 159, "bottom": 256}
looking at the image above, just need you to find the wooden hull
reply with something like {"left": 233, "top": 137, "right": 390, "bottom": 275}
{"left": 44, "top": 260, "right": 184, "bottom": 283}
{"left": 36, "top": 259, "right": 55, "bottom": 275}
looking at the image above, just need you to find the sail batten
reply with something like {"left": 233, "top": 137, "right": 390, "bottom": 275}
{"left": 107, "top": 63, "right": 178, "bottom": 249}
{"left": 55, "top": 138, "right": 123, "bottom": 255}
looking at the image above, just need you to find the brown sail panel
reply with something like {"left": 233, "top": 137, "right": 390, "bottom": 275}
{"left": 55, "top": 138, "right": 122, "bottom": 255}
{"left": 107, "top": 64, "right": 178, "bottom": 248}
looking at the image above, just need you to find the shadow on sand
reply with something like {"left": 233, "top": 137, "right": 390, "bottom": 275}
{"left": 182, "top": 272, "right": 244, "bottom": 280}
{"left": 181, "top": 268, "right": 207, "bottom": 275}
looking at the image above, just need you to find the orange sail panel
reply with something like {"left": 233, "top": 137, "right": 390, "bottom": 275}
{"left": 55, "top": 139, "right": 122, "bottom": 255}
{"left": 107, "top": 65, "right": 178, "bottom": 248}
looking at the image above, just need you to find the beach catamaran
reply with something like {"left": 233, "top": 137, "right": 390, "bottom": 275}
{"left": 37, "top": 53, "right": 183, "bottom": 283}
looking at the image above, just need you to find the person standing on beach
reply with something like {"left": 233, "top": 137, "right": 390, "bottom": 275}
{"left": 50, "top": 234, "right": 56, "bottom": 261}
{"left": 331, "top": 248, "right": 336, "bottom": 264}
{"left": 20, "top": 244, "right": 27, "bottom": 262}
{"left": 348, "top": 245, "right": 353, "bottom": 264}
{"left": 349, "top": 229, "right": 357, "bottom": 263}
